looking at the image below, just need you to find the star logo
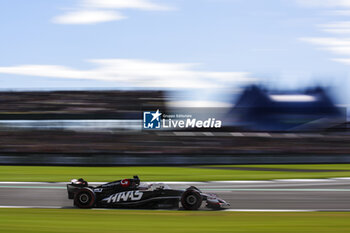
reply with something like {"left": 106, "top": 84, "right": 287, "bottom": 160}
{"left": 143, "top": 110, "right": 162, "bottom": 129}
{"left": 150, "top": 109, "right": 162, "bottom": 123}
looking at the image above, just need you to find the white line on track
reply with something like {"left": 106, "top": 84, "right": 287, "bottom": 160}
{"left": 0, "top": 182, "right": 59, "bottom": 184}
{"left": 0, "top": 206, "right": 63, "bottom": 209}
{"left": 273, "top": 179, "right": 335, "bottom": 182}
{"left": 332, "top": 177, "right": 350, "bottom": 180}
{"left": 200, "top": 182, "right": 350, "bottom": 189}
{"left": 202, "top": 188, "right": 350, "bottom": 191}
{"left": 0, "top": 206, "right": 322, "bottom": 212}
{"left": 0, "top": 182, "right": 66, "bottom": 185}
{"left": 223, "top": 209, "right": 316, "bottom": 212}
{"left": 0, "top": 206, "right": 341, "bottom": 212}
{"left": 208, "top": 181, "right": 273, "bottom": 184}
{"left": 153, "top": 182, "right": 206, "bottom": 185}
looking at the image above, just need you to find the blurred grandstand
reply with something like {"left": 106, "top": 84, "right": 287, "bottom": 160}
{"left": 229, "top": 85, "right": 345, "bottom": 131}
{"left": 0, "top": 90, "right": 166, "bottom": 120}
{"left": 0, "top": 87, "right": 349, "bottom": 163}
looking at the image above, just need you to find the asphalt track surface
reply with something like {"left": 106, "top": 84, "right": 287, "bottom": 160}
{"left": 1, "top": 179, "right": 350, "bottom": 211}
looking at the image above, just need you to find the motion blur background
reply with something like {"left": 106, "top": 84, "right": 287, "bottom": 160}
{"left": 4, "top": 1, "right": 350, "bottom": 233}
{"left": 1, "top": 0, "right": 350, "bottom": 165}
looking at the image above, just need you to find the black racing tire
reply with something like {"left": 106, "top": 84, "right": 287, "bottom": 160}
{"left": 74, "top": 188, "right": 96, "bottom": 208}
{"left": 186, "top": 186, "right": 201, "bottom": 192}
{"left": 181, "top": 190, "right": 202, "bottom": 210}
{"left": 68, "top": 191, "right": 74, "bottom": 199}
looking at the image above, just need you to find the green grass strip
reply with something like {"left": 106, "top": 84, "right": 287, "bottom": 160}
{"left": 1, "top": 164, "right": 350, "bottom": 182}
{"left": 0, "top": 209, "right": 350, "bottom": 233}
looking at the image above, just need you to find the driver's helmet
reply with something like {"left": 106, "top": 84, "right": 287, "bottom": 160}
{"left": 119, "top": 176, "right": 140, "bottom": 188}
{"left": 78, "top": 178, "right": 88, "bottom": 186}
{"left": 71, "top": 178, "right": 88, "bottom": 186}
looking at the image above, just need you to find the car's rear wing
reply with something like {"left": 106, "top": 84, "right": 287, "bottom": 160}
{"left": 67, "top": 179, "right": 89, "bottom": 199}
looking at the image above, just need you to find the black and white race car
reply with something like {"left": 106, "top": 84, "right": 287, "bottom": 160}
{"left": 67, "top": 176, "right": 229, "bottom": 210}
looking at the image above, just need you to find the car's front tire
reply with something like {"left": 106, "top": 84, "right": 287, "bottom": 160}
{"left": 74, "top": 188, "right": 96, "bottom": 208}
{"left": 181, "top": 190, "right": 202, "bottom": 210}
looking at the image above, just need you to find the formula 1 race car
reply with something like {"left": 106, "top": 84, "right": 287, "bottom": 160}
{"left": 67, "top": 176, "right": 229, "bottom": 210}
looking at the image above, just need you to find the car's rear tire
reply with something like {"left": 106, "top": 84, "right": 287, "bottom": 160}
{"left": 68, "top": 191, "right": 74, "bottom": 199}
{"left": 74, "top": 188, "right": 96, "bottom": 208}
{"left": 181, "top": 190, "right": 202, "bottom": 210}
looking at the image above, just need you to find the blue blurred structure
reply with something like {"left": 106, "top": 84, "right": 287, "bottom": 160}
{"left": 230, "top": 85, "right": 344, "bottom": 131}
